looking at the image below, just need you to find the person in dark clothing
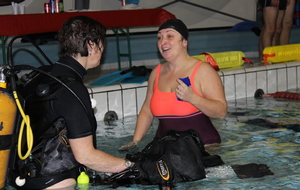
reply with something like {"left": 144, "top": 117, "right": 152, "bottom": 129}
{"left": 47, "top": 15, "right": 133, "bottom": 189}
{"left": 9, "top": 16, "right": 132, "bottom": 190}
{"left": 258, "top": 0, "right": 290, "bottom": 61}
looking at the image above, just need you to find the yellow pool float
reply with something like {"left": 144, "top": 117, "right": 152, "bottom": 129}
{"left": 193, "top": 51, "right": 249, "bottom": 70}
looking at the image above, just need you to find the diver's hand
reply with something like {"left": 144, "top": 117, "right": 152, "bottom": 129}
{"left": 104, "top": 164, "right": 140, "bottom": 184}
{"left": 119, "top": 141, "right": 139, "bottom": 151}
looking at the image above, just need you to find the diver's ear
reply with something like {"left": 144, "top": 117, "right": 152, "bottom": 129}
{"left": 87, "top": 41, "right": 95, "bottom": 56}
{"left": 99, "top": 42, "right": 104, "bottom": 53}
{"left": 87, "top": 41, "right": 103, "bottom": 55}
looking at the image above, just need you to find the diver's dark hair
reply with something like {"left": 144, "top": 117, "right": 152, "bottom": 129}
{"left": 56, "top": 15, "right": 106, "bottom": 58}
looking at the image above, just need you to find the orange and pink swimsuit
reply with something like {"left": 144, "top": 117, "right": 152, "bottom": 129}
{"left": 150, "top": 61, "right": 221, "bottom": 144}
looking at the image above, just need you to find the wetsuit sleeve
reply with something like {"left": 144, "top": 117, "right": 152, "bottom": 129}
{"left": 54, "top": 81, "right": 96, "bottom": 139}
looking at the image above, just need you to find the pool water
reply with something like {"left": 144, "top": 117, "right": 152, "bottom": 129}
{"left": 5, "top": 94, "right": 300, "bottom": 189}
{"left": 93, "top": 95, "right": 300, "bottom": 190}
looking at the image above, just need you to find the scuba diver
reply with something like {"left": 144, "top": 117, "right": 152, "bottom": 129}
{"left": 7, "top": 16, "right": 133, "bottom": 190}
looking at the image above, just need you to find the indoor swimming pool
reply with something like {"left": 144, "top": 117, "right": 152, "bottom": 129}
{"left": 4, "top": 59, "right": 300, "bottom": 189}
{"left": 4, "top": 87, "right": 300, "bottom": 190}
{"left": 89, "top": 92, "right": 300, "bottom": 190}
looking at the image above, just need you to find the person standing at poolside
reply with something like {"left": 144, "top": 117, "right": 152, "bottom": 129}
{"left": 120, "top": 19, "right": 227, "bottom": 151}
{"left": 8, "top": 16, "right": 133, "bottom": 190}
{"left": 280, "top": 0, "right": 295, "bottom": 44}
{"left": 258, "top": 0, "right": 290, "bottom": 60}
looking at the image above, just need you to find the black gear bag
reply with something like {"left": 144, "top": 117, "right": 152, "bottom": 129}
{"left": 107, "top": 129, "right": 224, "bottom": 186}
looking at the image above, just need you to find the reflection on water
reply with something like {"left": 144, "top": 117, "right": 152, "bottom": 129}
{"left": 5, "top": 94, "right": 300, "bottom": 189}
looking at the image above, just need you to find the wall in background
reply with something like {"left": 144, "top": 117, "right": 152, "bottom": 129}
{"left": 0, "top": 0, "right": 73, "bottom": 14}
{"left": 0, "top": 0, "right": 256, "bottom": 31}
{"left": 4, "top": 27, "right": 300, "bottom": 68}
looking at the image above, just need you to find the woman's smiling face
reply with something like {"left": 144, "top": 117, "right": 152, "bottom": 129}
{"left": 157, "top": 28, "right": 187, "bottom": 61}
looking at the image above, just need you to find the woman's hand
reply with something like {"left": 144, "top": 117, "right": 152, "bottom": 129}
{"left": 176, "top": 62, "right": 227, "bottom": 119}
{"left": 119, "top": 141, "right": 139, "bottom": 151}
{"left": 175, "top": 78, "right": 195, "bottom": 102}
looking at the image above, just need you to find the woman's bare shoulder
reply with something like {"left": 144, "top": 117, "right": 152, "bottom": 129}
{"left": 198, "top": 61, "right": 219, "bottom": 73}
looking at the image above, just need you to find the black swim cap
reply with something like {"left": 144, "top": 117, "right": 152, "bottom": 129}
{"left": 158, "top": 19, "right": 189, "bottom": 40}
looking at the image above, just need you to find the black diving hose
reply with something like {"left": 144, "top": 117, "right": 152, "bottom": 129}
{"left": 6, "top": 35, "right": 53, "bottom": 68}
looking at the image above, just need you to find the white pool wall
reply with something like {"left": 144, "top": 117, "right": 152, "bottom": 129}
{"left": 88, "top": 61, "right": 300, "bottom": 121}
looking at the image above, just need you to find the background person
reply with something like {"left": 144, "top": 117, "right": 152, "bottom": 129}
{"left": 120, "top": 19, "right": 227, "bottom": 151}
{"left": 258, "top": 0, "right": 288, "bottom": 60}
{"left": 279, "top": 0, "right": 295, "bottom": 44}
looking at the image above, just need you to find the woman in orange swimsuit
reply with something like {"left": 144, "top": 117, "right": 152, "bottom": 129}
{"left": 120, "top": 19, "right": 227, "bottom": 150}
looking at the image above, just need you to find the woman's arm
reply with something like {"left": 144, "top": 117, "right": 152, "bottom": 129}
{"left": 132, "top": 67, "right": 157, "bottom": 141}
{"left": 118, "top": 100, "right": 153, "bottom": 150}
{"left": 132, "top": 100, "right": 154, "bottom": 142}
{"left": 119, "top": 67, "right": 157, "bottom": 151}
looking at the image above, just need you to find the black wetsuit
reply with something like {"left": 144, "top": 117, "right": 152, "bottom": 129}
{"left": 50, "top": 56, "right": 97, "bottom": 140}
{"left": 8, "top": 56, "right": 97, "bottom": 190}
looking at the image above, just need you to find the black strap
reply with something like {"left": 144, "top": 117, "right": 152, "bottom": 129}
{"left": 0, "top": 134, "right": 17, "bottom": 150}
{"left": 9, "top": 165, "right": 81, "bottom": 190}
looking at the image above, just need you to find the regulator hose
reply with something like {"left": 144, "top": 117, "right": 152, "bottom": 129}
{"left": 6, "top": 71, "right": 33, "bottom": 160}
{"left": 6, "top": 35, "right": 53, "bottom": 67}
{"left": 6, "top": 34, "right": 53, "bottom": 160}
{"left": 14, "top": 91, "right": 33, "bottom": 160}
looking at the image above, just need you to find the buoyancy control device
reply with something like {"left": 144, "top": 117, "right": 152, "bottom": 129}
{"left": 7, "top": 68, "right": 81, "bottom": 189}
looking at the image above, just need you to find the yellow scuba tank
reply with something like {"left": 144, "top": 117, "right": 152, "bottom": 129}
{"left": 0, "top": 66, "right": 18, "bottom": 189}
